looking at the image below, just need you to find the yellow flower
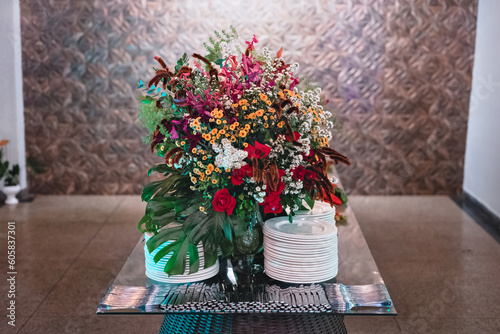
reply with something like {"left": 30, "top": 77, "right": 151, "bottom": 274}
{"left": 191, "top": 176, "right": 198, "bottom": 184}
{"left": 252, "top": 99, "right": 257, "bottom": 104}
{"left": 265, "top": 124, "right": 269, "bottom": 128}
{"left": 265, "top": 100, "right": 272, "bottom": 106}
{"left": 207, "top": 164, "right": 214, "bottom": 172}
{"left": 259, "top": 93, "right": 268, "bottom": 101}
{"left": 223, "top": 120, "right": 227, "bottom": 123}
{"left": 215, "top": 167, "right": 221, "bottom": 173}
{"left": 231, "top": 136, "right": 236, "bottom": 142}
{"left": 202, "top": 156, "right": 207, "bottom": 160}
{"left": 192, "top": 148, "right": 198, "bottom": 154}
{"left": 277, "top": 121, "right": 284, "bottom": 128}
{"left": 192, "top": 119, "right": 200, "bottom": 127}
{"left": 180, "top": 141, "right": 186, "bottom": 145}
{"left": 233, "top": 122, "right": 239, "bottom": 127}
{"left": 229, "top": 124, "right": 236, "bottom": 130}
{"left": 297, "top": 94, "right": 302, "bottom": 98}
{"left": 243, "top": 142, "right": 249, "bottom": 148}
{"left": 278, "top": 91, "right": 285, "bottom": 99}
{"left": 242, "top": 106, "right": 247, "bottom": 110}
{"left": 256, "top": 109, "right": 264, "bottom": 117}
{"left": 219, "top": 129, "right": 226, "bottom": 135}
{"left": 244, "top": 124, "right": 250, "bottom": 130}
{"left": 216, "top": 119, "right": 221, "bottom": 125}
{"left": 268, "top": 108, "right": 275, "bottom": 113}
{"left": 212, "top": 179, "right": 218, "bottom": 184}
{"left": 211, "top": 128, "right": 217, "bottom": 135}
{"left": 206, "top": 170, "right": 212, "bottom": 176}
{"left": 239, "top": 99, "right": 248, "bottom": 106}
{"left": 209, "top": 118, "right": 215, "bottom": 122}
{"left": 263, "top": 116, "right": 268, "bottom": 120}
{"left": 239, "top": 130, "right": 247, "bottom": 138}
{"left": 199, "top": 206, "right": 205, "bottom": 212}
{"left": 225, "top": 168, "right": 231, "bottom": 172}
{"left": 196, "top": 125, "right": 201, "bottom": 131}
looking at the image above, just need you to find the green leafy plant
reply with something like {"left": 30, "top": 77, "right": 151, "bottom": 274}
{"left": 0, "top": 150, "right": 8, "bottom": 179}
{"left": 5, "top": 164, "right": 19, "bottom": 186}
{"left": 138, "top": 164, "right": 236, "bottom": 276}
{"left": 203, "top": 26, "right": 240, "bottom": 63}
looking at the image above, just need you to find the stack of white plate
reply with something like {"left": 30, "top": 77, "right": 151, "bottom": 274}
{"left": 263, "top": 217, "right": 338, "bottom": 284}
{"left": 144, "top": 233, "right": 219, "bottom": 283}
{"left": 295, "top": 201, "right": 336, "bottom": 224}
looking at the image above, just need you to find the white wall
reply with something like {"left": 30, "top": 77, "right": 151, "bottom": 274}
{"left": 464, "top": 0, "right": 500, "bottom": 217}
{"left": 0, "top": 0, "right": 27, "bottom": 188}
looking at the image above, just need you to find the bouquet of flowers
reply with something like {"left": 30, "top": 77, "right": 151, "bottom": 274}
{"left": 137, "top": 28, "right": 350, "bottom": 276}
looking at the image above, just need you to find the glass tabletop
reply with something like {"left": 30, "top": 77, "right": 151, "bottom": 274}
{"left": 97, "top": 198, "right": 397, "bottom": 316}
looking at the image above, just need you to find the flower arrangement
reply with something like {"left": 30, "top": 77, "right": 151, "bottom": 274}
{"left": 137, "top": 28, "right": 350, "bottom": 276}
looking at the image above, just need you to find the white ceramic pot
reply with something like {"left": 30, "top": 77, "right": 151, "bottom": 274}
{"left": 3, "top": 185, "right": 21, "bottom": 205}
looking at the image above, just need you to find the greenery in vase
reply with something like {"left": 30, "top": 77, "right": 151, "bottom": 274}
{"left": 5, "top": 164, "right": 20, "bottom": 186}
{"left": 0, "top": 150, "right": 8, "bottom": 180}
{"left": 137, "top": 28, "right": 350, "bottom": 276}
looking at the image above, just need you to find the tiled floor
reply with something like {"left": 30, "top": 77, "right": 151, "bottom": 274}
{"left": 0, "top": 196, "right": 499, "bottom": 334}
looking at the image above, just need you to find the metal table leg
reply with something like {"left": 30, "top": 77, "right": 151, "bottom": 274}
{"left": 159, "top": 314, "right": 348, "bottom": 334}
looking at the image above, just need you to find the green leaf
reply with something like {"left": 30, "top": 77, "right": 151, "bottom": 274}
{"left": 164, "top": 236, "right": 190, "bottom": 275}
{"left": 219, "top": 237, "right": 233, "bottom": 257}
{"left": 137, "top": 214, "right": 152, "bottom": 233}
{"left": 188, "top": 243, "right": 200, "bottom": 274}
{"left": 141, "top": 180, "right": 163, "bottom": 202}
{"left": 146, "top": 225, "right": 183, "bottom": 253}
{"left": 153, "top": 239, "right": 180, "bottom": 263}
{"left": 203, "top": 249, "right": 218, "bottom": 268}
{"left": 304, "top": 192, "right": 315, "bottom": 210}
{"left": 148, "top": 164, "right": 173, "bottom": 177}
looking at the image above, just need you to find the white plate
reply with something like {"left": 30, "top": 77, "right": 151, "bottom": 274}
{"left": 264, "top": 266, "right": 337, "bottom": 284}
{"left": 264, "top": 236, "right": 337, "bottom": 247}
{"left": 264, "top": 246, "right": 337, "bottom": 260}
{"left": 145, "top": 260, "right": 219, "bottom": 283}
{"left": 264, "top": 217, "right": 337, "bottom": 240}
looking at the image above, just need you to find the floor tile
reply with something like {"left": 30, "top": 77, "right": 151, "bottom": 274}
{"left": 18, "top": 315, "right": 164, "bottom": 334}
{"left": 344, "top": 316, "right": 401, "bottom": 333}
{"left": 32, "top": 258, "right": 125, "bottom": 317}
{"left": 0, "top": 195, "right": 124, "bottom": 225}
{"left": 396, "top": 317, "right": 500, "bottom": 334}
{"left": 78, "top": 221, "right": 142, "bottom": 261}
{"left": 0, "top": 316, "right": 29, "bottom": 334}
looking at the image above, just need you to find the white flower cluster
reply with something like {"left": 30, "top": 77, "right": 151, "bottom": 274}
{"left": 212, "top": 138, "right": 248, "bottom": 169}
{"left": 282, "top": 172, "right": 304, "bottom": 196}
{"left": 243, "top": 184, "right": 267, "bottom": 203}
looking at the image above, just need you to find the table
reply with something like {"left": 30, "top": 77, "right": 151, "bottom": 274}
{"left": 97, "top": 201, "right": 397, "bottom": 333}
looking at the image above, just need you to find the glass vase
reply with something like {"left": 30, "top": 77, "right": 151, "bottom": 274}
{"left": 233, "top": 212, "right": 263, "bottom": 274}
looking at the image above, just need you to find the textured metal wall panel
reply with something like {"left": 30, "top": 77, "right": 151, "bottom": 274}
{"left": 20, "top": 0, "right": 477, "bottom": 195}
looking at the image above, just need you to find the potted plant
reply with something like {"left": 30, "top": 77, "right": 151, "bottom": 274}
{"left": 4, "top": 164, "right": 20, "bottom": 205}
{"left": 0, "top": 140, "right": 8, "bottom": 189}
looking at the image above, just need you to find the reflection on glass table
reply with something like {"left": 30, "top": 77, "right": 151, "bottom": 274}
{"left": 97, "top": 203, "right": 396, "bottom": 316}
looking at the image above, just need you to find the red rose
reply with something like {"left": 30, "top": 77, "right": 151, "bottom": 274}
{"left": 264, "top": 195, "right": 283, "bottom": 214}
{"left": 232, "top": 164, "right": 253, "bottom": 186}
{"left": 245, "top": 141, "right": 271, "bottom": 159}
{"left": 268, "top": 181, "right": 285, "bottom": 195}
{"left": 291, "top": 165, "right": 306, "bottom": 180}
{"left": 212, "top": 188, "right": 236, "bottom": 215}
